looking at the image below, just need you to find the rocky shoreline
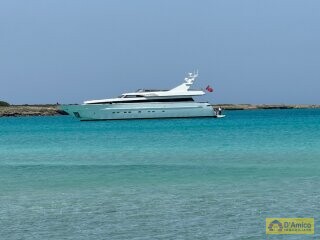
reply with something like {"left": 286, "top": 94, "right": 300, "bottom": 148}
{"left": 0, "top": 104, "right": 319, "bottom": 117}
{"left": 0, "top": 105, "right": 67, "bottom": 117}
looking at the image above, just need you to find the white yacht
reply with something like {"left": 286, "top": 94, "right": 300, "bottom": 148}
{"left": 60, "top": 72, "right": 216, "bottom": 121}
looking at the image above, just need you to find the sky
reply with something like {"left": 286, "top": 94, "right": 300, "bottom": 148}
{"left": 1, "top": 0, "right": 320, "bottom": 104}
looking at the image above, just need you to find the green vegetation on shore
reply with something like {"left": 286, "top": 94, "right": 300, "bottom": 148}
{"left": 0, "top": 101, "right": 10, "bottom": 107}
{"left": 0, "top": 105, "right": 66, "bottom": 117}
{"left": 0, "top": 104, "right": 319, "bottom": 117}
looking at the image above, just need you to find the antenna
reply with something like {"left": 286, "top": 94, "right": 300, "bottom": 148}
{"left": 193, "top": 69, "right": 199, "bottom": 78}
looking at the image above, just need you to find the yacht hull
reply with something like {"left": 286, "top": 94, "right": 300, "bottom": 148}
{"left": 60, "top": 102, "right": 215, "bottom": 121}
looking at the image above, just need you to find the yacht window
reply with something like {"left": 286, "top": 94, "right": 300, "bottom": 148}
{"left": 87, "top": 97, "right": 194, "bottom": 104}
{"left": 123, "top": 95, "right": 144, "bottom": 98}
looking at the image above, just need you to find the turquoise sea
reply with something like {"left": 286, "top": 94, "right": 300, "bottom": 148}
{"left": 1, "top": 109, "right": 320, "bottom": 239}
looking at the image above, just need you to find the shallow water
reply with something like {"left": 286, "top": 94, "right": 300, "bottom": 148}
{"left": 0, "top": 109, "right": 319, "bottom": 239}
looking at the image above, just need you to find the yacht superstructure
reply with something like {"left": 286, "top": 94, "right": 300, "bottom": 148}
{"left": 60, "top": 72, "right": 215, "bottom": 121}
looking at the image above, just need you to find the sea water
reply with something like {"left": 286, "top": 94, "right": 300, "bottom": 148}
{"left": 0, "top": 109, "right": 319, "bottom": 239}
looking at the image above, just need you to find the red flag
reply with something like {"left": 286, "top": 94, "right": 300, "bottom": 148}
{"left": 206, "top": 85, "right": 213, "bottom": 92}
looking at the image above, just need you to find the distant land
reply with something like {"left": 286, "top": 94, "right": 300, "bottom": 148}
{"left": 0, "top": 105, "right": 67, "bottom": 117}
{"left": 214, "top": 104, "right": 320, "bottom": 110}
{"left": 0, "top": 104, "right": 319, "bottom": 117}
